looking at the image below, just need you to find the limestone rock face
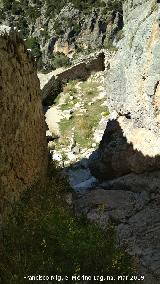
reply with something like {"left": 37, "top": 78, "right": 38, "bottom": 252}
{"left": 86, "top": 1, "right": 160, "bottom": 281}
{"left": 89, "top": 117, "right": 160, "bottom": 180}
{"left": 74, "top": 172, "right": 160, "bottom": 282}
{"left": 90, "top": 0, "right": 160, "bottom": 180}
{"left": 0, "top": 28, "right": 48, "bottom": 222}
{"left": 107, "top": 0, "right": 160, "bottom": 132}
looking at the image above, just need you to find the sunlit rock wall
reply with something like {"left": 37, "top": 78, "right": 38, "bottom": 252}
{"left": 0, "top": 27, "right": 48, "bottom": 222}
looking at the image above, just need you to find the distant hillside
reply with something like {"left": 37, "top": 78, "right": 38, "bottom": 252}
{"left": 0, "top": 0, "right": 123, "bottom": 71}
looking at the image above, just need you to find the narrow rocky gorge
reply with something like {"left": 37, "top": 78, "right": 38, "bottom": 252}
{"left": 40, "top": 0, "right": 160, "bottom": 281}
{"left": 0, "top": 0, "right": 160, "bottom": 283}
{"left": 80, "top": 0, "right": 160, "bottom": 281}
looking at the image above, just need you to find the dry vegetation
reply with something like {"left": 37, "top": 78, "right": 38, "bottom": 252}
{"left": 0, "top": 161, "right": 135, "bottom": 283}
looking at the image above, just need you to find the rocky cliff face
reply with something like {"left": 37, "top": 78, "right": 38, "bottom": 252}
{"left": 0, "top": 26, "right": 48, "bottom": 223}
{"left": 85, "top": 0, "right": 160, "bottom": 281}
{"left": 1, "top": 0, "right": 160, "bottom": 280}
{"left": 0, "top": 0, "right": 123, "bottom": 69}
{"left": 90, "top": 0, "right": 160, "bottom": 179}
{"left": 108, "top": 0, "right": 160, "bottom": 132}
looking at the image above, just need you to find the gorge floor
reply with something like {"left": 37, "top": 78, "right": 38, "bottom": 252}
{"left": 44, "top": 71, "right": 109, "bottom": 193}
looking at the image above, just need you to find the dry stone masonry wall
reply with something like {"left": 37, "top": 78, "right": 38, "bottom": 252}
{"left": 0, "top": 27, "right": 48, "bottom": 223}
{"left": 40, "top": 51, "right": 106, "bottom": 103}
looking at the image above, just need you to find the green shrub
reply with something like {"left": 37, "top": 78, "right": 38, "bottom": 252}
{"left": 45, "top": 0, "right": 109, "bottom": 18}
{"left": 54, "top": 19, "right": 64, "bottom": 36}
{"left": 0, "top": 8, "right": 5, "bottom": 22}
{"left": 105, "top": 0, "right": 123, "bottom": 13}
{"left": 25, "top": 37, "right": 42, "bottom": 58}
{"left": 0, "top": 162, "right": 134, "bottom": 283}
{"left": 11, "top": 1, "right": 23, "bottom": 15}
{"left": 51, "top": 52, "right": 71, "bottom": 69}
{"left": 36, "top": 56, "right": 44, "bottom": 70}
{"left": 17, "top": 17, "right": 29, "bottom": 37}
{"left": 25, "top": 37, "right": 43, "bottom": 70}
{"left": 40, "top": 29, "right": 50, "bottom": 41}
{"left": 25, "top": 6, "right": 41, "bottom": 23}
{"left": 46, "top": 0, "right": 65, "bottom": 17}
{"left": 63, "top": 80, "right": 78, "bottom": 94}
{"left": 2, "top": 0, "right": 42, "bottom": 24}
{"left": 70, "top": 0, "right": 104, "bottom": 11}
{"left": 3, "top": 0, "right": 13, "bottom": 10}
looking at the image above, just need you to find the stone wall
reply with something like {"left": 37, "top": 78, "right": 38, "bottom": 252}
{"left": 41, "top": 52, "right": 105, "bottom": 103}
{"left": 0, "top": 27, "right": 48, "bottom": 223}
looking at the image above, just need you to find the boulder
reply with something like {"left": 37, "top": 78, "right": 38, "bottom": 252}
{"left": 89, "top": 118, "right": 160, "bottom": 180}
{"left": 74, "top": 179, "right": 160, "bottom": 282}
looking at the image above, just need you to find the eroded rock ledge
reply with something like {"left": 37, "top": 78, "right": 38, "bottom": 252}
{"left": 0, "top": 27, "right": 48, "bottom": 223}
